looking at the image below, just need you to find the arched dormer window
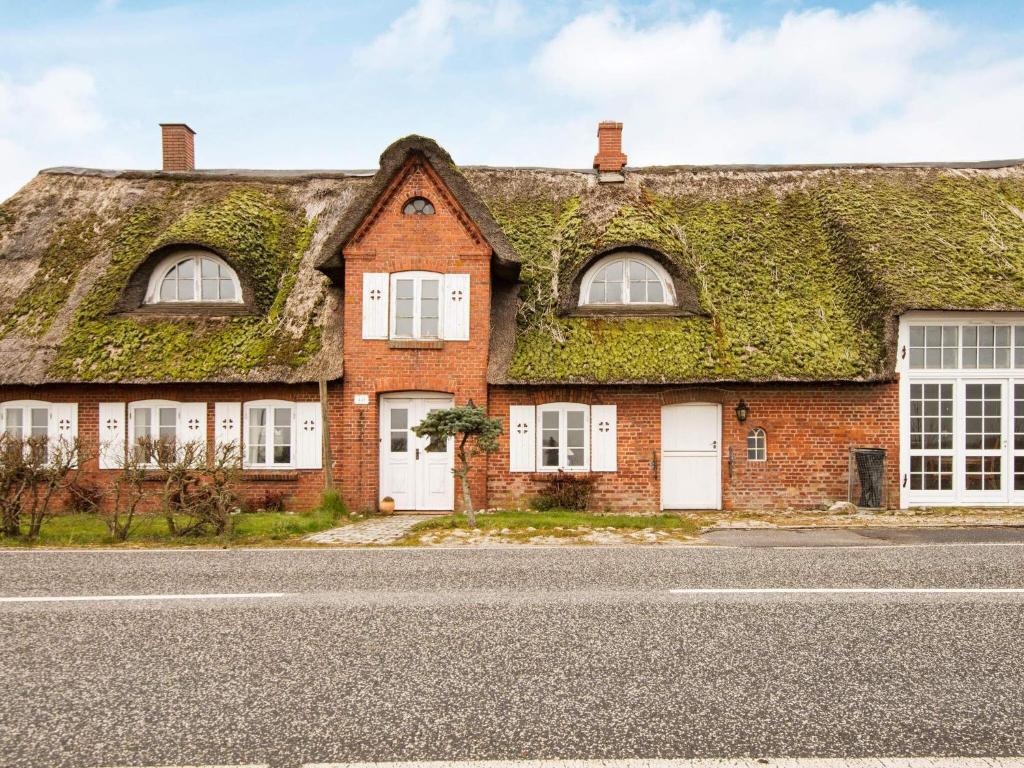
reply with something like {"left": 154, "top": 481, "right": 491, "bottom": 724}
{"left": 403, "top": 197, "right": 435, "bottom": 216}
{"left": 144, "top": 250, "right": 243, "bottom": 305}
{"left": 579, "top": 251, "right": 675, "bottom": 307}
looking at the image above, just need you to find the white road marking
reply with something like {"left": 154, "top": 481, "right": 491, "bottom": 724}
{"left": 0, "top": 592, "right": 288, "bottom": 603}
{"left": 668, "top": 587, "right": 1024, "bottom": 595}
{"left": 303, "top": 758, "right": 1024, "bottom": 768}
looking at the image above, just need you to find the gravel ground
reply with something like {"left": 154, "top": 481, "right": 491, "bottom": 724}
{"left": 1, "top": 537, "right": 1023, "bottom": 768}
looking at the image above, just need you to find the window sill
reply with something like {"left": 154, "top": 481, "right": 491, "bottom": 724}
{"left": 565, "top": 305, "right": 700, "bottom": 319}
{"left": 527, "top": 469, "right": 592, "bottom": 477}
{"left": 388, "top": 339, "right": 444, "bottom": 350}
{"left": 121, "top": 303, "right": 252, "bottom": 318}
{"left": 242, "top": 470, "right": 300, "bottom": 481}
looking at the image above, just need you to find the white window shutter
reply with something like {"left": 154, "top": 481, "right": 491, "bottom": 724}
{"left": 590, "top": 404, "right": 617, "bottom": 472}
{"left": 178, "top": 402, "right": 207, "bottom": 458}
{"left": 443, "top": 273, "right": 470, "bottom": 341}
{"left": 48, "top": 403, "right": 78, "bottom": 448}
{"left": 295, "top": 401, "right": 323, "bottom": 469}
{"left": 98, "top": 402, "right": 126, "bottom": 469}
{"left": 362, "top": 272, "right": 389, "bottom": 339}
{"left": 214, "top": 402, "right": 242, "bottom": 463}
{"left": 509, "top": 405, "right": 536, "bottom": 472}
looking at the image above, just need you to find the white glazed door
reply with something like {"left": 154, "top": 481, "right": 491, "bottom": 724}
{"left": 380, "top": 395, "right": 454, "bottom": 511}
{"left": 660, "top": 403, "right": 721, "bottom": 510}
{"left": 381, "top": 398, "right": 416, "bottom": 510}
{"left": 961, "top": 380, "right": 1008, "bottom": 504}
{"left": 1012, "top": 383, "right": 1024, "bottom": 504}
{"left": 416, "top": 400, "right": 455, "bottom": 511}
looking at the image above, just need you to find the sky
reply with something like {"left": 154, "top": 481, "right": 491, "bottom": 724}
{"left": 1, "top": 0, "right": 1024, "bottom": 199}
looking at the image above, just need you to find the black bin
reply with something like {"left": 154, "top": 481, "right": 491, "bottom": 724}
{"left": 854, "top": 448, "right": 886, "bottom": 508}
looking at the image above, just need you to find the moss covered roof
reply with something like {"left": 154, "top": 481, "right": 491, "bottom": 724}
{"left": 2, "top": 146, "right": 1024, "bottom": 386}
{"left": 0, "top": 169, "right": 364, "bottom": 384}
{"left": 469, "top": 162, "right": 1024, "bottom": 384}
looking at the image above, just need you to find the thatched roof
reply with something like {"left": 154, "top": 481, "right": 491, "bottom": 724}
{"left": 2, "top": 136, "right": 1024, "bottom": 386}
{"left": 472, "top": 160, "right": 1024, "bottom": 384}
{"left": 0, "top": 169, "right": 367, "bottom": 384}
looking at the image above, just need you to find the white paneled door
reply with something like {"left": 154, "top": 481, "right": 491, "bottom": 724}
{"left": 380, "top": 394, "right": 455, "bottom": 511}
{"left": 660, "top": 403, "right": 721, "bottom": 510}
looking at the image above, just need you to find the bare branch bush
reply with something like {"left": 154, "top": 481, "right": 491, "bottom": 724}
{"left": 0, "top": 434, "right": 89, "bottom": 540}
{"left": 104, "top": 440, "right": 154, "bottom": 543}
{"left": 147, "top": 437, "right": 241, "bottom": 537}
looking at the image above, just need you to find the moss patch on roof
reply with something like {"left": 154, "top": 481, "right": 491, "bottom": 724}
{"left": 49, "top": 189, "right": 320, "bottom": 381}
{"left": 480, "top": 165, "right": 1024, "bottom": 384}
{"left": 1, "top": 216, "right": 106, "bottom": 339}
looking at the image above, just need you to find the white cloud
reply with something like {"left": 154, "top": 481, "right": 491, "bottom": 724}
{"left": 0, "top": 67, "right": 106, "bottom": 200}
{"left": 532, "top": 3, "right": 1024, "bottom": 163}
{"left": 18, "top": 67, "right": 103, "bottom": 139}
{"left": 353, "top": 0, "right": 523, "bottom": 72}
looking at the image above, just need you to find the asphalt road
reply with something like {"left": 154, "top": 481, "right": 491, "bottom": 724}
{"left": 1, "top": 533, "right": 1024, "bottom": 768}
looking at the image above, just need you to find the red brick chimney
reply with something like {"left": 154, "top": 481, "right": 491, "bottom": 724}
{"left": 160, "top": 123, "right": 195, "bottom": 172}
{"left": 593, "top": 121, "right": 627, "bottom": 178}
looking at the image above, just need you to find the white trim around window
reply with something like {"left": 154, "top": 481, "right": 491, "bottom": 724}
{"left": 1, "top": 400, "right": 78, "bottom": 464}
{"left": 128, "top": 400, "right": 180, "bottom": 464}
{"left": 579, "top": 252, "right": 676, "bottom": 307}
{"left": 144, "top": 250, "right": 243, "bottom": 305}
{"left": 243, "top": 400, "right": 296, "bottom": 469}
{"left": 390, "top": 271, "right": 443, "bottom": 340}
{"left": 536, "top": 402, "right": 590, "bottom": 472}
{"left": 2, "top": 400, "right": 51, "bottom": 443}
{"left": 898, "top": 311, "right": 1024, "bottom": 509}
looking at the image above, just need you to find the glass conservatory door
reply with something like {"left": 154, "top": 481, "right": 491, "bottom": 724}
{"left": 961, "top": 381, "right": 1008, "bottom": 503}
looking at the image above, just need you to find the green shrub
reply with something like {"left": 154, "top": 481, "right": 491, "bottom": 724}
{"left": 531, "top": 472, "right": 595, "bottom": 511}
{"left": 319, "top": 489, "right": 347, "bottom": 521}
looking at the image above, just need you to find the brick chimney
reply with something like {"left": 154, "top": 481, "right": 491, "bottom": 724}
{"left": 593, "top": 121, "right": 627, "bottom": 181}
{"left": 160, "top": 123, "right": 195, "bottom": 172}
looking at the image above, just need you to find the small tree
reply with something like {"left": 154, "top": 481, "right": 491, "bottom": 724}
{"left": 412, "top": 403, "right": 501, "bottom": 528}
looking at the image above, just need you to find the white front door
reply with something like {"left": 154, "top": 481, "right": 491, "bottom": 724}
{"left": 660, "top": 403, "right": 721, "bottom": 510}
{"left": 380, "top": 394, "right": 455, "bottom": 511}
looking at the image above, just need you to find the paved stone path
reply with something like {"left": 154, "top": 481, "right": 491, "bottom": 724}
{"left": 304, "top": 514, "right": 430, "bottom": 545}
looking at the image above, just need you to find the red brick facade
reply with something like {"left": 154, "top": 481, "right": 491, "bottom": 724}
{"left": 0, "top": 150, "right": 904, "bottom": 515}
{"left": 338, "top": 155, "right": 492, "bottom": 512}
{"left": 487, "top": 383, "right": 900, "bottom": 512}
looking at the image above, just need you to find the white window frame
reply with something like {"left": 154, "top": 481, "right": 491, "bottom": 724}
{"left": 747, "top": 427, "right": 767, "bottom": 462}
{"left": 144, "top": 250, "right": 243, "bottom": 305}
{"left": 243, "top": 400, "right": 295, "bottom": 469}
{"left": 1, "top": 400, "right": 51, "bottom": 461}
{"left": 898, "top": 311, "right": 1024, "bottom": 509}
{"left": 390, "top": 271, "right": 444, "bottom": 340}
{"left": 579, "top": 252, "right": 676, "bottom": 307}
{"left": 536, "top": 402, "right": 590, "bottom": 472}
{"left": 128, "top": 400, "right": 181, "bottom": 466}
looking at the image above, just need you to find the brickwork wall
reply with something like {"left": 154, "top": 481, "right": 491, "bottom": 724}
{"left": 338, "top": 156, "right": 492, "bottom": 512}
{"left": 0, "top": 382, "right": 328, "bottom": 513}
{"left": 488, "top": 383, "right": 900, "bottom": 512}
{"left": 1, "top": 380, "right": 900, "bottom": 515}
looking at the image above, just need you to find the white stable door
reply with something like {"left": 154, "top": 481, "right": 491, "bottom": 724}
{"left": 380, "top": 395, "right": 454, "bottom": 511}
{"left": 660, "top": 403, "right": 721, "bottom": 510}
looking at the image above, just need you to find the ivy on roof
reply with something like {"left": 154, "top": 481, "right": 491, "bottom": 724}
{"left": 484, "top": 169, "right": 1024, "bottom": 384}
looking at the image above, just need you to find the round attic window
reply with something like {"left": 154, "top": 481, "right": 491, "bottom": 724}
{"left": 403, "top": 197, "right": 435, "bottom": 215}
